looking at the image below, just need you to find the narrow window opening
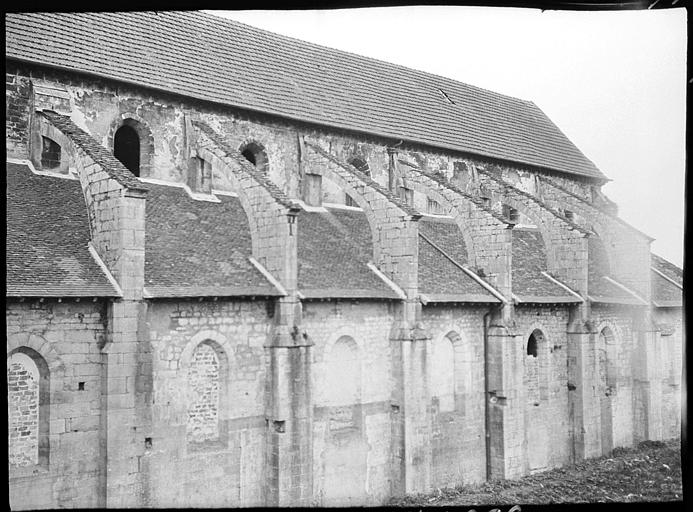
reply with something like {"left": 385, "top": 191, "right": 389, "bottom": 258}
{"left": 527, "top": 331, "right": 541, "bottom": 357}
{"left": 40, "top": 137, "right": 61, "bottom": 169}
{"left": 345, "top": 194, "right": 357, "bottom": 207}
{"left": 241, "top": 149, "right": 256, "bottom": 165}
{"left": 564, "top": 209, "right": 574, "bottom": 221}
{"left": 239, "top": 142, "right": 268, "bottom": 173}
{"left": 78, "top": 382, "right": 85, "bottom": 391}
{"left": 347, "top": 157, "right": 370, "bottom": 176}
{"left": 114, "top": 124, "right": 141, "bottom": 177}
{"left": 503, "top": 204, "right": 519, "bottom": 223}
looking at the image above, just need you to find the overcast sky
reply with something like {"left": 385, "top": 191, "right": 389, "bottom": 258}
{"left": 209, "top": 7, "right": 686, "bottom": 267}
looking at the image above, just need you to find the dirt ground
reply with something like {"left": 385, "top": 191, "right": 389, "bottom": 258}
{"left": 389, "top": 439, "right": 683, "bottom": 506}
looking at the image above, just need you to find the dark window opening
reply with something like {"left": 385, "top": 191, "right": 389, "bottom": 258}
{"left": 41, "top": 137, "right": 61, "bottom": 169}
{"left": 527, "top": 330, "right": 543, "bottom": 357}
{"left": 239, "top": 142, "right": 268, "bottom": 172}
{"left": 241, "top": 149, "right": 256, "bottom": 165}
{"left": 78, "top": 382, "right": 85, "bottom": 391}
{"left": 564, "top": 209, "right": 574, "bottom": 221}
{"left": 114, "top": 125, "right": 141, "bottom": 177}
{"left": 503, "top": 204, "right": 519, "bottom": 223}
{"left": 347, "top": 157, "right": 370, "bottom": 176}
{"left": 345, "top": 194, "right": 357, "bottom": 207}
{"left": 480, "top": 196, "right": 491, "bottom": 208}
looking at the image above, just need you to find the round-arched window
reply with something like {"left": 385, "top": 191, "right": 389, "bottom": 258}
{"left": 239, "top": 141, "right": 268, "bottom": 173}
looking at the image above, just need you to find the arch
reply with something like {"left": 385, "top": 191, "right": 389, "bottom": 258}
{"left": 430, "top": 333, "right": 456, "bottom": 412}
{"left": 114, "top": 124, "right": 140, "bottom": 176}
{"left": 524, "top": 328, "right": 547, "bottom": 405}
{"left": 239, "top": 140, "right": 269, "bottom": 173}
{"left": 325, "top": 335, "right": 362, "bottom": 407}
{"left": 109, "top": 114, "right": 155, "bottom": 178}
{"left": 303, "top": 142, "right": 420, "bottom": 294}
{"left": 596, "top": 323, "right": 620, "bottom": 455}
{"left": 182, "top": 336, "right": 230, "bottom": 447}
{"left": 7, "top": 347, "right": 50, "bottom": 468}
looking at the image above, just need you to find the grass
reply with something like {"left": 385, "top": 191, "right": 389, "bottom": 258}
{"left": 388, "top": 439, "right": 683, "bottom": 506}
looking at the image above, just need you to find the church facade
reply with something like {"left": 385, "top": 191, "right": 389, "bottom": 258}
{"left": 6, "top": 12, "right": 683, "bottom": 509}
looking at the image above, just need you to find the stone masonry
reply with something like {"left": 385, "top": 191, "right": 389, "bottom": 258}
{"left": 5, "top": 17, "right": 683, "bottom": 510}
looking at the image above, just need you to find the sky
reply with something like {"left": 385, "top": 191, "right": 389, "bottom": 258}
{"left": 209, "top": 7, "right": 686, "bottom": 267}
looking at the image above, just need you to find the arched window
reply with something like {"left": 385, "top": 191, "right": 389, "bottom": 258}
{"left": 114, "top": 124, "right": 141, "bottom": 177}
{"left": 324, "top": 336, "right": 361, "bottom": 407}
{"left": 239, "top": 141, "right": 268, "bottom": 173}
{"left": 40, "top": 136, "right": 61, "bottom": 169}
{"left": 598, "top": 327, "right": 617, "bottom": 391}
{"left": 347, "top": 157, "right": 370, "bottom": 176}
{"left": 8, "top": 349, "right": 49, "bottom": 468}
{"left": 430, "top": 335, "right": 456, "bottom": 412}
{"left": 187, "top": 341, "right": 223, "bottom": 445}
{"left": 525, "top": 329, "right": 545, "bottom": 405}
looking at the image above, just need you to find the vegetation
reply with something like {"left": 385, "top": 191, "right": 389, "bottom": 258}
{"left": 389, "top": 439, "right": 682, "bottom": 506}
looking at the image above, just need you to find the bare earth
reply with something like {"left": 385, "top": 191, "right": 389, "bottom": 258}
{"left": 389, "top": 439, "right": 683, "bottom": 506}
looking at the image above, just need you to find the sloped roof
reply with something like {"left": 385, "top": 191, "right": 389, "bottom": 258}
{"left": 651, "top": 270, "right": 682, "bottom": 307}
{"left": 417, "top": 216, "right": 500, "bottom": 302}
{"left": 512, "top": 228, "right": 581, "bottom": 303}
{"left": 6, "top": 163, "right": 119, "bottom": 297}
{"left": 587, "top": 235, "right": 642, "bottom": 304}
{"left": 144, "top": 183, "right": 282, "bottom": 298}
{"left": 297, "top": 208, "right": 399, "bottom": 299}
{"left": 6, "top": 11, "right": 604, "bottom": 181}
{"left": 651, "top": 253, "right": 683, "bottom": 286}
{"left": 650, "top": 254, "right": 682, "bottom": 307}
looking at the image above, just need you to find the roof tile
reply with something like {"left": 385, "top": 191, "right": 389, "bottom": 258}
{"left": 6, "top": 11, "right": 605, "bottom": 180}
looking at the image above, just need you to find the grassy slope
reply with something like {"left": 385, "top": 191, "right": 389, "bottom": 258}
{"left": 389, "top": 439, "right": 683, "bottom": 506}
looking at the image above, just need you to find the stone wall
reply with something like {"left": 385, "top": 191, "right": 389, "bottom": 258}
{"left": 143, "top": 299, "right": 271, "bottom": 508}
{"left": 515, "top": 306, "right": 572, "bottom": 472}
{"left": 303, "top": 300, "right": 396, "bottom": 506}
{"left": 654, "top": 308, "right": 683, "bottom": 439}
{"left": 422, "top": 305, "right": 488, "bottom": 487}
{"left": 6, "top": 299, "right": 106, "bottom": 510}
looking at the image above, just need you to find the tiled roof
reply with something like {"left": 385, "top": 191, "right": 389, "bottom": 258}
{"left": 6, "top": 163, "right": 119, "bottom": 297}
{"left": 419, "top": 217, "right": 469, "bottom": 265}
{"left": 297, "top": 208, "right": 400, "bottom": 299}
{"left": 6, "top": 11, "right": 604, "bottom": 181}
{"left": 651, "top": 253, "right": 683, "bottom": 286}
{"left": 651, "top": 270, "right": 682, "bottom": 307}
{"left": 650, "top": 254, "right": 682, "bottom": 307}
{"left": 144, "top": 183, "right": 282, "bottom": 297}
{"left": 512, "top": 228, "right": 580, "bottom": 303}
{"left": 418, "top": 233, "right": 499, "bottom": 303}
{"left": 41, "top": 111, "right": 147, "bottom": 191}
{"left": 587, "top": 235, "right": 639, "bottom": 303}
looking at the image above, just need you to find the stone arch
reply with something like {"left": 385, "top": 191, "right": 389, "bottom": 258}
{"left": 324, "top": 335, "right": 362, "bottom": 407}
{"left": 399, "top": 174, "right": 480, "bottom": 265}
{"left": 7, "top": 343, "right": 55, "bottom": 469}
{"left": 304, "top": 141, "right": 420, "bottom": 295}
{"left": 430, "top": 331, "right": 457, "bottom": 412}
{"left": 239, "top": 140, "right": 269, "bottom": 173}
{"left": 524, "top": 327, "right": 548, "bottom": 404}
{"left": 108, "top": 113, "right": 155, "bottom": 178}
{"left": 181, "top": 333, "right": 230, "bottom": 446}
{"left": 595, "top": 322, "right": 621, "bottom": 455}
{"left": 195, "top": 145, "right": 263, "bottom": 256}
